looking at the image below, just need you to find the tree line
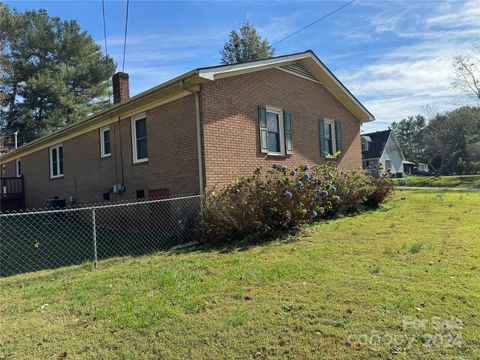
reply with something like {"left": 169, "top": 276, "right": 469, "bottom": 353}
{"left": 390, "top": 107, "right": 480, "bottom": 175}
{"left": 0, "top": 4, "right": 115, "bottom": 146}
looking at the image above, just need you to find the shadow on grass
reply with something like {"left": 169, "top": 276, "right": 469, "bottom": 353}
{"left": 172, "top": 204, "right": 389, "bottom": 256}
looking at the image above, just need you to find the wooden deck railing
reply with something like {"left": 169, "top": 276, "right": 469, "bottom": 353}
{"left": 0, "top": 176, "right": 25, "bottom": 211}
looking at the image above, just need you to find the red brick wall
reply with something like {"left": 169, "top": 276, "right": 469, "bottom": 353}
{"left": 200, "top": 68, "right": 363, "bottom": 187}
{"left": 2, "top": 68, "right": 364, "bottom": 208}
{"left": 2, "top": 94, "right": 199, "bottom": 209}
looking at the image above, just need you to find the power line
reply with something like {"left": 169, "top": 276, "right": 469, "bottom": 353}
{"left": 101, "top": 0, "right": 108, "bottom": 57}
{"left": 101, "top": 0, "right": 112, "bottom": 104}
{"left": 122, "top": 0, "right": 130, "bottom": 72}
{"left": 271, "top": 0, "right": 356, "bottom": 47}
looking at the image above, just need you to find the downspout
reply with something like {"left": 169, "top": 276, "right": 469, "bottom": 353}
{"left": 180, "top": 81, "right": 205, "bottom": 196}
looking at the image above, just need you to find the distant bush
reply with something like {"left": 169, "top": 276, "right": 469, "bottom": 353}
{"left": 200, "top": 163, "right": 393, "bottom": 244}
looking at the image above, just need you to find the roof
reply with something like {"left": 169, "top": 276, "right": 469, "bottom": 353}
{"left": 361, "top": 130, "right": 391, "bottom": 159}
{"left": 0, "top": 50, "right": 374, "bottom": 164}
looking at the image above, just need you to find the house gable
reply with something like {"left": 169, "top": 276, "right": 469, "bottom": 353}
{"left": 197, "top": 50, "right": 374, "bottom": 123}
{"left": 200, "top": 66, "right": 363, "bottom": 186}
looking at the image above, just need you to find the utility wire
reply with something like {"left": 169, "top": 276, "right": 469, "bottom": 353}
{"left": 101, "top": 0, "right": 112, "bottom": 104}
{"left": 122, "top": 0, "right": 130, "bottom": 72}
{"left": 101, "top": 0, "right": 108, "bottom": 56}
{"left": 271, "top": 0, "right": 356, "bottom": 47}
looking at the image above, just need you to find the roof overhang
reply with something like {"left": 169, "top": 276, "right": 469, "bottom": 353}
{"left": 1, "top": 50, "right": 374, "bottom": 164}
{"left": 0, "top": 71, "right": 202, "bottom": 163}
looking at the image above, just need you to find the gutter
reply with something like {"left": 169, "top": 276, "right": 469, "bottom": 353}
{"left": 1, "top": 69, "right": 200, "bottom": 163}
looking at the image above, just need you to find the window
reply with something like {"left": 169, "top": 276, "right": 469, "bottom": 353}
{"left": 100, "top": 126, "right": 111, "bottom": 157}
{"left": 15, "top": 159, "right": 21, "bottom": 177}
{"left": 266, "top": 107, "right": 285, "bottom": 155}
{"left": 131, "top": 114, "right": 148, "bottom": 163}
{"left": 259, "top": 106, "right": 292, "bottom": 156}
{"left": 49, "top": 144, "right": 64, "bottom": 179}
{"left": 323, "top": 120, "right": 335, "bottom": 155}
{"left": 319, "top": 119, "right": 343, "bottom": 158}
{"left": 136, "top": 190, "right": 145, "bottom": 199}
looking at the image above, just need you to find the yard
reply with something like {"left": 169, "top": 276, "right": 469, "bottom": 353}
{"left": 398, "top": 175, "right": 480, "bottom": 188}
{"left": 0, "top": 190, "right": 479, "bottom": 359}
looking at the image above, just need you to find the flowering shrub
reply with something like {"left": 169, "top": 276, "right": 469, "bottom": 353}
{"left": 200, "top": 163, "right": 393, "bottom": 244}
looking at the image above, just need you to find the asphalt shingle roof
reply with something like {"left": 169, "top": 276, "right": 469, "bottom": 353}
{"left": 361, "top": 130, "right": 391, "bottom": 159}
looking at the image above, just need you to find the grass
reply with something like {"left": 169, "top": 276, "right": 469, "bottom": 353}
{"left": 396, "top": 174, "right": 480, "bottom": 188}
{"left": 1, "top": 190, "right": 480, "bottom": 359}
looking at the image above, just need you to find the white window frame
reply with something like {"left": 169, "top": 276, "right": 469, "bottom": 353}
{"left": 15, "top": 159, "right": 21, "bottom": 177}
{"left": 49, "top": 144, "right": 64, "bottom": 179}
{"left": 265, "top": 106, "right": 285, "bottom": 156}
{"left": 323, "top": 118, "right": 337, "bottom": 158}
{"left": 131, "top": 113, "right": 148, "bottom": 164}
{"left": 100, "top": 126, "right": 111, "bottom": 158}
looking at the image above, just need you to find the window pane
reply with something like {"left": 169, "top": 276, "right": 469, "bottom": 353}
{"left": 59, "top": 146, "right": 64, "bottom": 175}
{"left": 52, "top": 149, "right": 58, "bottom": 176}
{"left": 326, "top": 138, "right": 333, "bottom": 155}
{"left": 266, "top": 112, "right": 279, "bottom": 133}
{"left": 135, "top": 118, "right": 147, "bottom": 139}
{"left": 137, "top": 138, "right": 148, "bottom": 159}
{"left": 324, "top": 122, "right": 331, "bottom": 139}
{"left": 103, "top": 130, "right": 111, "bottom": 154}
{"left": 268, "top": 132, "right": 280, "bottom": 152}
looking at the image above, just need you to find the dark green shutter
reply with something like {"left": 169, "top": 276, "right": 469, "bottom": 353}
{"left": 318, "top": 118, "right": 327, "bottom": 156}
{"left": 284, "top": 111, "right": 293, "bottom": 155}
{"left": 258, "top": 106, "right": 268, "bottom": 154}
{"left": 335, "top": 121, "right": 343, "bottom": 157}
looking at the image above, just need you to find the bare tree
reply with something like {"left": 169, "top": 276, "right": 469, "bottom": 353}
{"left": 453, "top": 41, "right": 480, "bottom": 100}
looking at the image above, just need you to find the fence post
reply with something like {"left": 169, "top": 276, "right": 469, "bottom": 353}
{"left": 0, "top": 217, "right": 2, "bottom": 277}
{"left": 92, "top": 207, "right": 98, "bottom": 269}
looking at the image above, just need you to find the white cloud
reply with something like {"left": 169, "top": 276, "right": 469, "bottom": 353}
{"left": 426, "top": 0, "right": 480, "bottom": 27}
{"left": 336, "top": 0, "right": 480, "bottom": 130}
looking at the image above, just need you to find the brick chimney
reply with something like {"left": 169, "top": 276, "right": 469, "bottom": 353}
{"left": 112, "top": 72, "right": 130, "bottom": 104}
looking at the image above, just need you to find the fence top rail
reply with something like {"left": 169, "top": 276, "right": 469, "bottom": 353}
{"left": 0, "top": 194, "right": 204, "bottom": 217}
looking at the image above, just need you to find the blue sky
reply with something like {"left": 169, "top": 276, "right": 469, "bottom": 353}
{"left": 5, "top": 0, "right": 480, "bottom": 131}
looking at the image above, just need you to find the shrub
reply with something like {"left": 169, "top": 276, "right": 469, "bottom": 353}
{"left": 200, "top": 163, "right": 393, "bottom": 244}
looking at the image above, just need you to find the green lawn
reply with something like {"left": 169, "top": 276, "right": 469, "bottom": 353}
{"left": 398, "top": 174, "right": 480, "bottom": 188}
{"left": 1, "top": 190, "right": 479, "bottom": 359}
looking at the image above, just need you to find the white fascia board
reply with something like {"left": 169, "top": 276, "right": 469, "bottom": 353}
{"left": 197, "top": 53, "right": 311, "bottom": 80}
{"left": 306, "top": 54, "right": 375, "bottom": 122}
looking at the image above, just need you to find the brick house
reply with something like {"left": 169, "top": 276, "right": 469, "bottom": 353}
{"left": 0, "top": 50, "right": 374, "bottom": 209}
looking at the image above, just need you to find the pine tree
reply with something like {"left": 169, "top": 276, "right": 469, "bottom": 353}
{"left": 220, "top": 21, "right": 275, "bottom": 65}
{"left": 0, "top": 5, "right": 116, "bottom": 145}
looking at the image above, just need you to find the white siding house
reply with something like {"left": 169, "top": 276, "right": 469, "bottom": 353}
{"left": 361, "top": 130, "right": 405, "bottom": 177}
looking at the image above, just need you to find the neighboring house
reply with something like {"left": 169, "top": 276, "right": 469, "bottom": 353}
{"left": 0, "top": 50, "right": 374, "bottom": 210}
{"left": 361, "top": 130, "right": 404, "bottom": 177}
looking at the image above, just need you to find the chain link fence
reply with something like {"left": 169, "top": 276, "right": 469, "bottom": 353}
{"left": 0, "top": 195, "right": 203, "bottom": 277}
